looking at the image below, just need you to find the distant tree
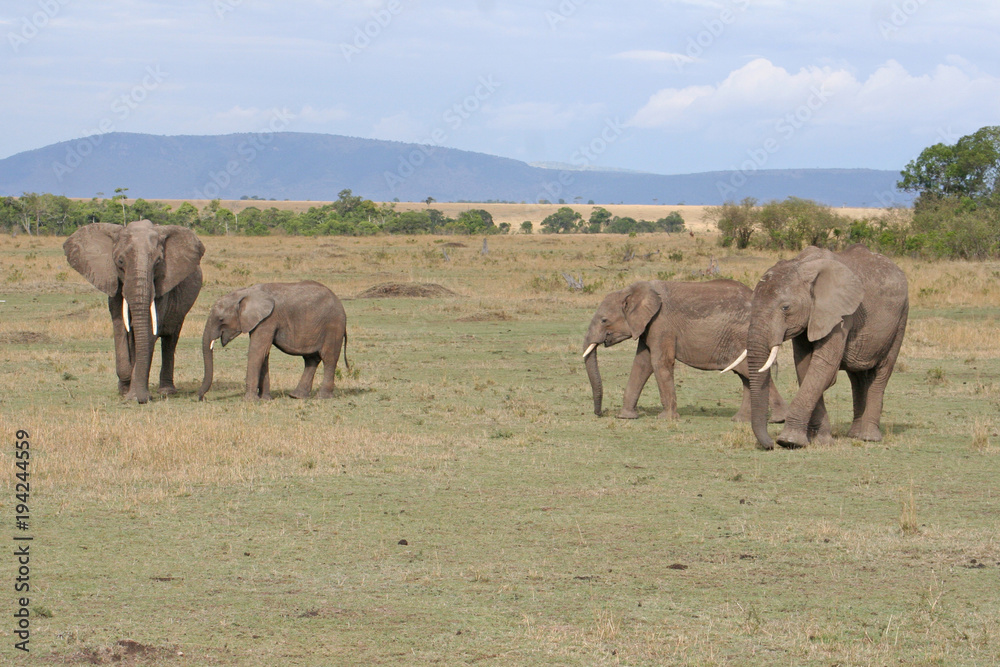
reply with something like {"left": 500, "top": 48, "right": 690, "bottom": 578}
{"left": 498, "top": 222, "right": 511, "bottom": 234}
{"left": 520, "top": 220, "right": 533, "bottom": 234}
{"left": 606, "top": 216, "right": 639, "bottom": 235}
{"left": 425, "top": 196, "right": 436, "bottom": 206}
{"left": 655, "top": 211, "right": 685, "bottom": 233}
{"left": 586, "top": 206, "right": 612, "bottom": 233}
{"left": 112, "top": 187, "right": 129, "bottom": 224}
{"left": 541, "top": 206, "right": 582, "bottom": 233}
{"left": 711, "top": 197, "right": 758, "bottom": 249}
{"left": 899, "top": 126, "right": 1000, "bottom": 206}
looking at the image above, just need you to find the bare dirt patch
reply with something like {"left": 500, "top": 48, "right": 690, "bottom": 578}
{"left": 0, "top": 330, "right": 52, "bottom": 344}
{"left": 66, "top": 639, "right": 178, "bottom": 664}
{"left": 456, "top": 310, "right": 513, "bottom": 322}
{"left": 356, "top": 282, "right": 459, "bottom": 298}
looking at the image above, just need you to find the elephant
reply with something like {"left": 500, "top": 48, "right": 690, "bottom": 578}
{"left": 740, "top": 244, "right": 908, "bottom": 450}
{"left": 197, "top": 281, "right": 349, "bottom": 401}
{"left": 63, "top": 220, "right": 205, "bottom": 403}
{"left": 582, "top": 280, "right": 787, "bottom": 422}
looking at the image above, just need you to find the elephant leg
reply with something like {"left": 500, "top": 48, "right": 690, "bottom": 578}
{"left": 846, "top": 369, "right": 873, "bottom": 439}
{"left": 289, "top": 354, "right": 321, "bottom": 399}
{"left": 244, "top": 331, "right": 274, "bottom": 401}
{"left": 258, "top": 353, "right": 272, "bottom": 400}
{"left": 777, "top": 335, "right": 839, "bottom": 448}
{"left": 768, "top": 374, "right": 788, "bottom": 423}
{"left": 158, "top": 332, "right": 179, "bottom": 395}
{"left": 108, "top": 295, "right": 133, "bottom": 395}
{"left": 618, "top": 339, "right": 653, "bottom": 419}
{"left": 849, "top": 324, "right": 905, "bottom": 441}
{"left": 650, "top": 341, "right": 679, "bottom": 420}
{"left": 734, "top": 375, "right": 752, "bottom": 422}
{"left": 316, "top": 340, "right": 342, "bottom": 399}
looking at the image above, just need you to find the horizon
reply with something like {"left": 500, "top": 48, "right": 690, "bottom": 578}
{"left": 2, "top": 2, "right": 998, "bottom": 177}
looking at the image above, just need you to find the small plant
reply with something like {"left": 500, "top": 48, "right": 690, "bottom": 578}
{"left": 231, "top": 265, "right": 251, "bottom": 278}
{"left": 899, "top": 481, "right": 919, "bottom": 535}
{"left": 6, "top": 268, "right": 25, "bottom": 283}
{"left": 668, "top": 250, "right": 684, "bottom": 262}
{"left": 926, "top": 367, "right": 946, "bottom": 385}
{"left": 971, "top": 418, "right": 992, "bottom": 453}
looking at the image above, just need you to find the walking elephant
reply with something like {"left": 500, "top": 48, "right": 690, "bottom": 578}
{"left": 740, "top": 245, "right": 908, "bottom": 449}
{"left": 198, "top": 281, "right": 348, "bottom": 401}
{"left": 63, "top": 220, "right": 204, "bottom": 403}
{"left": 582, "top": 280, "right": 787, "bottom": 421}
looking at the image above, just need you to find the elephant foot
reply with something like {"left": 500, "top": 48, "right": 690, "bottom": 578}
{"left": 616, "top": 409, "right": 639, "bottom": 419}
{"left": 848, "top": 421, "right": 883, "bottom": 442}
{"left": 117, "top": 380, "right": 131, "bottom": 396}
{"left": 158, "top": 384, "right": 177, "bottom": 396}
{"left": 260, "top": 393, "right": 273, "bottom": 401}
{"left": 316, "top": 390, "right": 334, "bottom": 399}
{"left": 288, "top": 389, "right": 310, "bottom": 400}
{"left": 657, "top": 409, "right": 680, "bottom": 420}
{"left": 125, "top": 390, "right": 150, "bottom": 405}
{"left": 768, "top": 408, "right": 787, "bottom": 424}
{"left": 808, "top": 423, "right": 834, "bottom": 446}
{"left": 243, "top": 392, "right": 261, "bottom": 401}
{"left": 731, "top": 411, "right": 751, "bottom": 423}
{"left": 776, "top": 426, "right": 809, "bottom": 449}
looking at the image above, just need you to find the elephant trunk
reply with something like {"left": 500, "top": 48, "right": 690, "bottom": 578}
{"left": 198, "top": 321, "right": 219, "bottom": 400}
{"left": 126, "top": 280, "right": 155, "bottom": 404}
{"left": 748, "top": 337, "right": 779, "bottom": 449}
{"left": 584, "top": 343, "right": 603, "bottom": 416}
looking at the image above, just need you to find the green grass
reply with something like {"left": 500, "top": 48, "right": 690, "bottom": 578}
{"left": 1, "top": 233, "right": 999, "bottom": 665}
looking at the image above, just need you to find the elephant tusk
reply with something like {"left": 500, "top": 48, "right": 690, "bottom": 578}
{"left": 151, "top": 301, "right": 158, "bottom": 337}
{"left": 757, "top": 345, "right": 780, "bottom": 373}
{"left": 122, "top": 298, "right": 131, "bottom": 333}
{"left": 582, "top": 343, "right": 598, "bottom": 359}
{"left": 210, "top": 339, "right": 215, "bottom": 351}
{"left": 719, "top": 349, "right": 747, "bottom": 374}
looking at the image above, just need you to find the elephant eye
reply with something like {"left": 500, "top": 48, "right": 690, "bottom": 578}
{"left": 781, "top": 304, "right": 790, "bottom": 313}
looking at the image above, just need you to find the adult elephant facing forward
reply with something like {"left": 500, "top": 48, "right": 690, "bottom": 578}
{"left": 744, "top": 245, "right": 908, "bottom": 449}
{"left": 64, "top": 220, "right": 205, "bottom": 403}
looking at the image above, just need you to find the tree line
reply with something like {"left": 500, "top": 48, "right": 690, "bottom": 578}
{"left": 0, "top": 190, "right": 683, "bottom": 238}
{"left": 713, "top": 126, "right": 1000, "bottom": 260}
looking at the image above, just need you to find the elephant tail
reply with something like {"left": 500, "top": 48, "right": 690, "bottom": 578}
{"left": 342, "top": 331, "right": 350, "bottom": 371}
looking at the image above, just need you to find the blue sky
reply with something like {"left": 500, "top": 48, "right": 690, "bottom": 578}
{"left": 3, "top": 0, "right": 998, "bottom": 175}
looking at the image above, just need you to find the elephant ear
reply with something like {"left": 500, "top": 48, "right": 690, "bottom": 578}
{"left": 237, "top": 292, "right": 275, "bottom": 334}
{"left": 623, "top": 282, "right": 662, "bottom": 339}
{"left": 63, "top": 223, "right": 123, "bottom": 296}
{"left": 156, "top": 225, "right": 205, "bottom": 296}
{"left": 801, "top": 258, "right": 864, "bottom": 342}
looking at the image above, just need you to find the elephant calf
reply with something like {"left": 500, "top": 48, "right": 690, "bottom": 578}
{"left": 198, "top": 281, "right": 348, "bottom": 401}
{"left": 582, "top": 279, "right": 787, "bottom": 421}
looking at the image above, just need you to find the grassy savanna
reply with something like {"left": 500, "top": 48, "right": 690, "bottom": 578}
{"left": 147, "top": 199, "right": 886, "bottom": 233}
{"left": 1, "top": 229, "right": 999, "bottom": 665}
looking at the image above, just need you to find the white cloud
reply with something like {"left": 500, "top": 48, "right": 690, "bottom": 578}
{"left": 628, "top": 57, "right": 1000, "bottom": 133}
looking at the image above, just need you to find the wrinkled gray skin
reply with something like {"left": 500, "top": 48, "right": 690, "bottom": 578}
{"left": 583, "top": 280, "right": 787, "bottom": 421}
{"left": 198, "top": 281, "right": 348, "bottom": 401}
{"left": 746, "top": 245, "right": 908, "bottom": 450}
{"left": 63, "top": 220, "right": 204, "bottom": 403}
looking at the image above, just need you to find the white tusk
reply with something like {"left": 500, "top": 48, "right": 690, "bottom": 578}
{"left": 210, "top": 339, "right": 215, "bottom": 351}
{"left": 719, "top": 349, "right": 747, "bottom": 374}
{"left": 150, "top": 301, "right": 158, "bottom": 337}
{"left": 122, "top": 298, "right": 131, "bottom": 333}
{"left": 757, "top": 345, "right": 780, "bottom": 373}
{"left": 582, "top": 343, "right": 598, "bottom": 359}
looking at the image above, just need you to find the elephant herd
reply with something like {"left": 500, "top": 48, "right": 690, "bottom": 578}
{"left": 64, "top": 220, "right": 909, "bottom": 451}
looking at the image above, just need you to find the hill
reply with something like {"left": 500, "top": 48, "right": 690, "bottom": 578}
{"left": 0, "top": 132, "right": 908, "bottom": 207}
